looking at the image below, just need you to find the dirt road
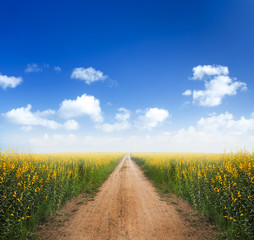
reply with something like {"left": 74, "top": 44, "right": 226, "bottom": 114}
{"left": 39, "top": 154, "right": 216, "bottom": 240}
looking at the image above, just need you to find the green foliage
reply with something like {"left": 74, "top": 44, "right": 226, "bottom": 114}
{"left": 0, "top": 150, "right": 123, "bottom": 240}
{"left": 132, "top": 152, "right": 254, "bottom": 240}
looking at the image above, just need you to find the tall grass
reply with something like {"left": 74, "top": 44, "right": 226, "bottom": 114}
{"left": 0, "top": 148, "right": 124, "bottom": 239}
{"left": 132, "top": 151, "right": 254, "bottom": 239}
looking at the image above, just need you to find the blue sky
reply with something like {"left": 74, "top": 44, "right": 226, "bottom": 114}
{"left": 0, "top": 0, "right": 254, "bottom": 152}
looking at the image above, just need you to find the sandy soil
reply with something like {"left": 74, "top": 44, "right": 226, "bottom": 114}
{"left": 37, "top": 154, "right": 217, "bottom": 240}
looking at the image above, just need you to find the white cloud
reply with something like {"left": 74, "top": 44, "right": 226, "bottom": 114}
{"left": 0, "top": 74, "right": 23, "bottom": 90}
{"left": 3, "top": 93, "right": 102, "bottom": 131}
{"left": 193, "top": 75, "right": 247, "bottom": 106}
{"left": 97, "top": 107, "right": 171, "bottom": 132}
{"left": 115, "top": 108, "right": 130, "bottom": 122}
{"left": 25, "top": 63, "right": 42, "bottom": 73}
{"left": 197, "top": 112, "right": 254, "bottom": 133}
{"left": 96, "top": 108, "right": 130, "bottom": 132}
{"left": 2, "top": 105, "right": 80, "bottom": 131}
{"left": 2, "top": 104, "right": 60, "bottom": 129}
{"left": 63, "top": 119, "right": 80, "bottom": 130}
{"left": 182, "top": 89, "right": 192, "bottom": 96}
{"left": 54, "top": 66, "right": 62, "bottom": 72}
{"left": 71, "top": 67, "right": 107, "bottom": 84}
{"left": 192, "top": 65, "right": 229, "bottom": 80}
{"left": 58, "top": 94, "right": 103, "bottom": 122}
{"left": 183, "top": 65, "right": 247, "bottom": 107}
{"left": 34, "top": 109, "right": 55, "bottom": 117}
{"left": 164, "top": 112, "right": 254, "bottom": 152}
{"left": 3, "top": 111, "right": 254, "bottom": 152}
{"left": 136, "top": 108, "right": 170, "bottom": 130}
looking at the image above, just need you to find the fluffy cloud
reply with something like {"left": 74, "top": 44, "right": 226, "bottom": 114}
{"left": 25, "top": 63, "right": 42, "bottom": 73}
{"left": 192, "top": 65, "right": 229, "bottom": 80}
{"left": 167, "top": 112, "right": 254, "bottom": 152}
{"left": 2, "top": 93, "right": 102, "bottom": 131}
{"left": 2, "top": 104, "right": 79, "bottom": 131}
{"left": 96, "top": 108, "right": 130, "bottom": 132}
{"left": 115, "top": 108, "right": 130, "bottom": 122}
{"left": 3, "top": 111, "right": 254, "bottom": 153}
{"left": 136, "top": 108, "right": 170, "bottom": 130}
{"left": 58, "top": 94, "right": 103, "bottom": 122}
{"left": 0, "top": 74, "right": 23, "bottom": 90}
{"left": 2, "top": 104, "right": 60, "bottom": 129}
{"left": 34, "top": 109, "right": 55, "bottom": 117}
{"left": 63, "top": 119, "right": 80, "bottom": 130}
{"left": 183, "top": 65, "right": 247, "bottom": 106}
{"left": 182, "top": 89, "right": 192, "bottom": 96}
{"left": 197, "top": 112, "right": 254, "bottom": 133}
{"left": 193, "top": 75, "right": 247, "bottom": 106}
{"left": 71, "top": 67, "right": 107, "bottom": 84}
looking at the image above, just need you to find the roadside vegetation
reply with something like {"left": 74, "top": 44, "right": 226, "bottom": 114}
{"left": 132, "top": 151, "right": 254, "bottom": 239}
{"left": 0, "top": 149, "right": 123, "bottom": 239}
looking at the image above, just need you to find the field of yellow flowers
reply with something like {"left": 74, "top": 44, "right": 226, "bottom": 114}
{"left": 132, "top": 151, "right": 254, "bottom": 239}
{"left": 0, "top": 148, "right": 124, "bottom": 240}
